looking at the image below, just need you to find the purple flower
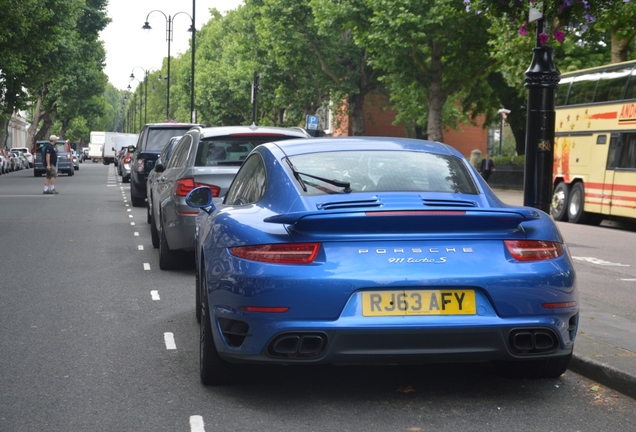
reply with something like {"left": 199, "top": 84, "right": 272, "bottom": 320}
{"left": 554, "top": 29, "right": 565, "bottom": 43}
{"left": 585, "top": 13, "right": 596, "bottom": 22}
{"left": 539, "top": 32, "right": 549, "bottom": 45}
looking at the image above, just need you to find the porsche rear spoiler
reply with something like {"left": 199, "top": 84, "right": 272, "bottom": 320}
{"left": 264, "top": 208, "right": 543, "bottom": 240}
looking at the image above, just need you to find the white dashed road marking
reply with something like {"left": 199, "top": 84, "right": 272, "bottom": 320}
{"left": 143, "top": 263, "right": 151, "bottom": 271}
{"left": 151, "top": 290, "right": 160, "bottom": 301}
{"left": 164, "top": 333, "right": 177, "bottom": 350}
{"left": 190, "top": 416, "right": 205, "bottom": 432}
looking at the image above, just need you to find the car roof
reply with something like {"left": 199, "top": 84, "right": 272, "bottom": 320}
{"left": 197, "top": 125, "right": 311, "bottom": 139}
{"left": 271, "top": 136, "right": 460, "bottom": 157}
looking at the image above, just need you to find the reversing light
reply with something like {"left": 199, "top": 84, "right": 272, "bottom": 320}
{"left": 238, "top": 306, "right": 290, "bottom": 313}
{"left": 229, "top": 243, "right": 320, "bottom": 264}
{"left": 504, "top": 240, "right": 564, "bottom": 261}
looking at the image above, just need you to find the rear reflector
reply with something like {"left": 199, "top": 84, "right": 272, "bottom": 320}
{"left": 238, "top": 306, "right": 290, "bottom": 313}
{"left": 504, "top": 240, "right": 564, "bottom": 261}
{"left": 543, "top": 301, "right": 577, "bottom": 309}
{"left": 229, "top": 243, "right": 320, "bottom": 264}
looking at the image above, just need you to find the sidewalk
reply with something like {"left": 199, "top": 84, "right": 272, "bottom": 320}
{"left": 493, "top": 188, "right": 636, "bottom": 399}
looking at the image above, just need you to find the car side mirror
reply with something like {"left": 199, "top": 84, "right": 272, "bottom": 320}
{"left": 128, "top": 145, "right": 136, "bottom": 152}
{"left": 154, "top": 160, "right": 165, "bottom": 173}
{"left": 186, "top": 187, "right": 216, "bottom": 214}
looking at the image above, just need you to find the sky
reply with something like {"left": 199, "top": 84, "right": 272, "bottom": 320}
{"left": 100, "top": 0, "right": 244, "bottom": 91}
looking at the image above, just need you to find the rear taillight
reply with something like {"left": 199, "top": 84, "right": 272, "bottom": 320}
{"left": 504, "top": 240, "right": 564, "bottom": 261}
{"left": 135, "top": 159, "right": 144, "bottom": 173}
{"left": 229, "top": 243, "right": 320, "bottom": 264}
{"left": 124, "top": 155, "right": 130, "bottom": 164}
{"left": 175, "top": 178, "right": 221, "bottom": 197}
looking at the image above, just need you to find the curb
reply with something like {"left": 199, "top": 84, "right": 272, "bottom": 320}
{"left": 569, "top": 354, "right": 636, "bottom": 400}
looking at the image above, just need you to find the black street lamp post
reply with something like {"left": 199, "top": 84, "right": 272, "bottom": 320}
{"left": 142, "top": 10, "right": 195, "bottom": 122}
{"left": 523, "top": 7, "right": 560, "bottom": 214}
{"left": 130, "top": 66, "right": 161, "bottom": 126}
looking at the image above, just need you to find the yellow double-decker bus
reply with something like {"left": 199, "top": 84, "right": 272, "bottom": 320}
{"left": 552, "top": 59, "right": 636, "bottom": 224}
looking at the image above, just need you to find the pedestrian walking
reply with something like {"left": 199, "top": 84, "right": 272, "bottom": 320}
{"left": 479, "top": 153, "right": 495, "bottom": 182}
{"left": 43, "top": 135, "right": 59, "bottom": 194}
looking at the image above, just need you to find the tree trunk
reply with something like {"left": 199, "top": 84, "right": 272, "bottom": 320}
{"left": 427, "top": 42, "right": 446, "bottom": 143}
{"left": 347, "top": 92, "right": 366, "bottom": 136}
{"left": 0, "top": 119, "right": 9, "bottom": 148}
{"left": 611, "top": 30, "right": 635, "bottom": 63}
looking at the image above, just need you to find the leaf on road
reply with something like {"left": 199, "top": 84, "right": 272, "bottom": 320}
{"left": 589, "top": 384, "right": 600, "bottom": 392}
{"left": 395, "top": 385, "right": 415, "bottom": 393}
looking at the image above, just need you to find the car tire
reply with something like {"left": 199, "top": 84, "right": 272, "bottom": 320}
{"left": 495, "top": 352, "right": 572, "bottom": 379}
{"left": 550, "top": 182, "right": 569, "bottom": 222}
{"left": 200, "top": 264, "right": 235, "bottom": 385}
{"left": 150, "top": 211, "right": 160, "bottom": 249}
{"left": 146, "top": 201, "right": 152, "bottom": 224}
{"left": 567, "top": 183, "right": 601, "bottom": 225}
{"left": 131, "top": 193, "right": 145, "bottom": 207}
{"left": 159, "top": 217, "right": 181, "bottom": 270}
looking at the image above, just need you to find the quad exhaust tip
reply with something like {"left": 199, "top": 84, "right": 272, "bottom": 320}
{"left": 268, "top": 333, "right": 327, "bottom": 358}
{"left": 509, "top": 329, "right": 558, "bottom": 354}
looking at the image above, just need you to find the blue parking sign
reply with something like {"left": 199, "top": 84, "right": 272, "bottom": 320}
{"left": 306, "top": 115, "right": 319, "bottom": 130}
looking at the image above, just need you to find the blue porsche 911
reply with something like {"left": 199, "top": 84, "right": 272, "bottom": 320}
{"left": 186, "top": 137, "right": 578, "bottom": 385}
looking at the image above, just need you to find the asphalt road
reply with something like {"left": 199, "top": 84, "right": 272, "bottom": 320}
{"left": 1, "top": 164, "right": 635, "bottom": 432}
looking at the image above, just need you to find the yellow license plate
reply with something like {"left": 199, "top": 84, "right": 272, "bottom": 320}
{"left": 362, "top": 290, "right": 476, "bottom": 316}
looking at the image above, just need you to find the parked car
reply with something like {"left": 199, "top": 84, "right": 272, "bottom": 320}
{"left": 33, "top": 140, "right": 74, "bottom": 177}
{"left": 118, "top": 146, "right": 135, "bottom": 184}
{"left": 71, "top": 150, "right": 80, "bottom": 170}
{"left": 14, "top": 152, "right": 30, "bottom": 170}
{"left": 185, "top": 136, "right": 578, "bottom": 386}
{"left": 11, "top": 147, "right": 34, "bottom": 167}
{"left": 146, "top": 136, "right": 181, "bottom": 224}
{"left": 0, "top": 150, "right": 8, "bottom": 174}
{"left": 8, "top": 152, "right": 23, "bottom": 171}
{"left": 149, "top": 125, "right": 312, "bottom": 270}
{"left": 129, "top": 123, "right": 205, "bottom": 207}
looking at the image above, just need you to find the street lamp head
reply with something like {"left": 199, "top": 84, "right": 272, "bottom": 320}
{"left": 142, "top": 21, "right": 152, "bottom": 31}
{"left": 126, "top": 84, "right": 131, "bottom": 90}
{"left": 188, "top": 24, "right": 195, "bottom": 33}
{"left": 130, "top": 73, "right": 135, "bottom": 79}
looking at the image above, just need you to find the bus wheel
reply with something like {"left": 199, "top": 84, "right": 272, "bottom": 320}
{"left": 567, "top": 182, "right": 600, "bottom": 224}
{"left": 551, "top": 182, "right": 569, "bottom": 221}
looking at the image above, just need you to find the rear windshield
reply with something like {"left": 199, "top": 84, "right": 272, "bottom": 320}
{"left": 146, "top": 128, "right": 193, "bottom": 152}
{"left": 287, "top": 150, "right": 479, "bottom": 195}
{"left": 195, "top": 136, "right": 295, "bottom": 167}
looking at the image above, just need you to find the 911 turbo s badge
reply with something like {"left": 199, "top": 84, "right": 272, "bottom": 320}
{"left": 358, "top": 247, "right": 473, "bottom": 264}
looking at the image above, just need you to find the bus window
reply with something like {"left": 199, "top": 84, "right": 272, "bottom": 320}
{"left": 594, "top": 66, "right": 631, "bottom": 103}
{"left": 555, "top": 76, "right": 574, "bottom": 106}
{"left": 617, "top": 133, "right": 636, "bottom": 169}
{"left": 596, "top": 135, "right": 607, "bottom": 145}
{"left": 568, "top": 73, "right": 600, "bottom": 105}
{"left": 606, "top": 135, "right": 619, "bottom": 169}
{"left": 625, "top": 69, "right": 636, "bottom": 100}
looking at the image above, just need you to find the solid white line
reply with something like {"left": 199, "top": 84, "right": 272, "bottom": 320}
{"left": 164, "top": 332, "right": 177, "bottom": 350}
{"left": 190, "top": 416, "right": 205, "bottom": 432}
{"left": 138, "top": 245, "right": 144, "bottom": 250}
{"left": 619, "top": 279, "right": 636, "bottom": 281}
{"left": 151, "top": 290, "right": 160, "bottom": 301}
{"left": 143, "top": 263, "right": 151, "bottom": 271}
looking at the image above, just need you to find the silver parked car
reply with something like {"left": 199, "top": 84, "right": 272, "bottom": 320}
{"left": 148, "top": 125, "right": 311, "bottom": 270}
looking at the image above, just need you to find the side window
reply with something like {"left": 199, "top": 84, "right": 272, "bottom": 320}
{"left": 606, "top": 135, "right": 619, "bottom": 170}
{"left": 617, "top": 133, "right": 636, "bottom": 169}
{"left": 166, "top": 136, "right": 191, "bottom": 169}
{"left": 224, "top": 154, "right": 267, "bottom": 206}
